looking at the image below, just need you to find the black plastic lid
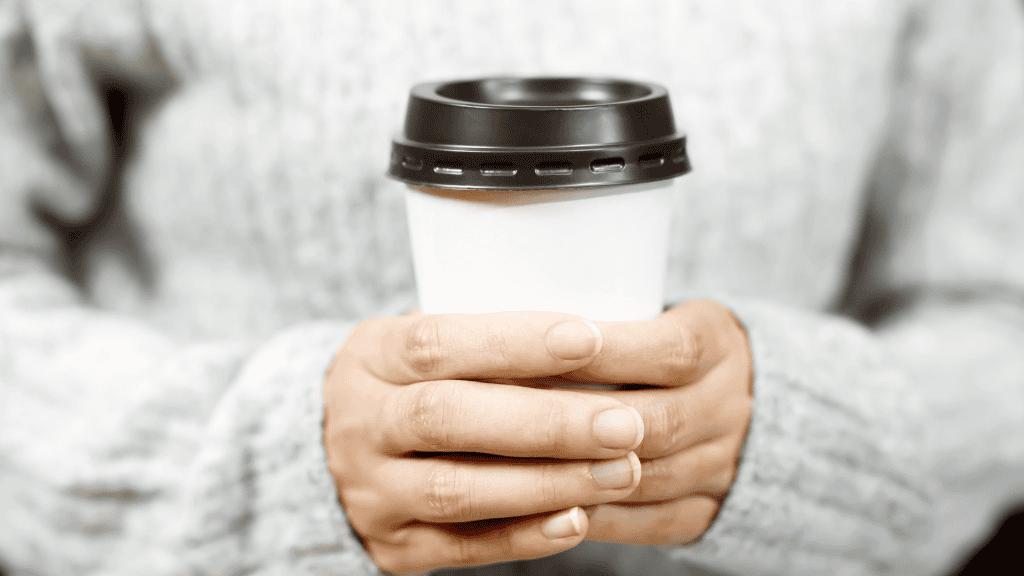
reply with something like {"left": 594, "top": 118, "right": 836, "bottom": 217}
{"left": 387, "top": 77, "right": 691, "bottom": 190}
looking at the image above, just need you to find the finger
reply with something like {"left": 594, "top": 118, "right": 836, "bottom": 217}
{"left": 628, "top": 384, "right": 747, "bottom": 459}
{"left": 559, "top": 299, "right": 739, "bottom": 386}
{"left": 545, "top": 385, "right": 727, "bottom": 460}
{"left": 618, "top": 441, "right": 737, "bottom": 503}
{"left": 583, "top": 496, "right": 720, "bottom": 546}
{"left": 382, "top": 379, "right": 644, "bottom": 458}
{"left": 357, "top": 311, "right": 603, "bottom": 385}
{"left": 550, "top": 362, "right": 751, "bottom": 459}
{"left": 383, "top": 452, "right": 641, "bottom": 524}
{"left": 370, "top": 507, "right": 588, "bottom": 574}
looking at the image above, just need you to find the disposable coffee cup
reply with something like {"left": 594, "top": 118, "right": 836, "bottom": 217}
{"left": 388, "top": 77, "right": 691, "bottom": 321}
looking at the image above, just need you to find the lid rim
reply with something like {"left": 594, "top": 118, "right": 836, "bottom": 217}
{"left": 391, "top": 76, "right": 691, "bottom": 190}
{"left": 415, "top": 76, "right": 669, "bottom": 110}
{"left": 393, "top": 133, "right": 687, "bottom": 154}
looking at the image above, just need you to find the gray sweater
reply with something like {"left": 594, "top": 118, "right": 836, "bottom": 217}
{"left": 2, "top": 0, "right": 1023, "bottom": 574}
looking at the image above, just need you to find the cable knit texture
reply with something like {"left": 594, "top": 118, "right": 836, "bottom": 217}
{"left": 2, "top": 1, "right": 1024, "bottom": 575}
{"left": 668, "top": 299, "right": 934, "bottom": 575}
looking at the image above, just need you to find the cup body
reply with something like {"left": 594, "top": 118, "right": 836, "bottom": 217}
{"left": 404, "top": 180, "right": 676, "bottom": 321}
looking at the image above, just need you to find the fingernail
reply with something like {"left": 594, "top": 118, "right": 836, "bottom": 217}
{"left": 593, "top": 407, "right": 644, "bottom": 450}
{"left": 546, "top": 319, "right": 602, "bottom": 360}
{"left": 541, "top": 507, "right": 582, "bottom": 539}
{"left": 590, "top": 453, "right": 640, "bottom": 490}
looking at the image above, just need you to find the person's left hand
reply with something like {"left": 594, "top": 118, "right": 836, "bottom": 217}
{"left": 506, "top": 299, "right": 753, "bottom": 545}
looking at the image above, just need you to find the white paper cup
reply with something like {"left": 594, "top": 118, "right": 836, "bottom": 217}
{"left": 404, "top": 180, "right": 676, "bottom": 321}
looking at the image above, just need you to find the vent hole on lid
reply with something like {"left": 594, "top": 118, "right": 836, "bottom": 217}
{"left": 402, "top": 156, "right": 423, "bottom": 170}
{"left": 534, "top": 162, "right": 573, "bottom": 176}
{"left": 433, "top": 163, "right": 463, "bottom": 175}
{"left": 480, "top": 164, "right": 517, "bottom": 177}
{"left": 590, "top": 157, "right": 625, "bottom": 173}
{"left": 638, "top": 153, "right": 664, "bottom": 168}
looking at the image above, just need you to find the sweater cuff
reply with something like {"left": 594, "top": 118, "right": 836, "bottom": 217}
{"left": 179, "top": 320, "right": 382, "bottom": 575}
{"left": 665, "top": 298, "right": 936, "bottom": 575}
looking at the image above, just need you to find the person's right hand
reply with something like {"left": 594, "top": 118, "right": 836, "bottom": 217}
{"left": 323, "top": 312, "right": 646, "bottom": 575}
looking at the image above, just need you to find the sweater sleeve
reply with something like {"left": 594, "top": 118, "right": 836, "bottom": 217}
{"left": 0, "top": 259, "right": 378, "bottom": 575}
{"left": 0, "top": 4, "right": 382, "bottom": 575}
{"left": 663, "top": 1, "right": 1024, "bottom": 574}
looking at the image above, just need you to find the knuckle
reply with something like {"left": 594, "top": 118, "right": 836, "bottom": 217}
{"left": 445, "top": 533, "right": 490, "bottom": 568}
{"left": 447, "top": 537, "right": 475, "bottom": 568}
{"left": 405, "top": 315, "right": 446, "bottom": 379}
{"left": 455, "top": 523, "right": 516, "bottom": 566}
{"left": 642, "top": 401, "right": 688, "bottom": 456}
{"left": 407, "top": 381, "right": 463, "bottom": 450}
{"left": 424, "top": 461, "right": 471, "bottom": 521}
{"left": 535, "top": 463, "right": 562, "bottom": 509}
{"left": 662, "top": 325, "right": 703, "bottom": 380}
{"left": 485, "top": 323, "right": 516, "bottom": 374}
{"left": 539, "top": 401, "right": 564, "bottom": 452}
{"left": 495, "top": 529, "right": 517, "bottom": 563}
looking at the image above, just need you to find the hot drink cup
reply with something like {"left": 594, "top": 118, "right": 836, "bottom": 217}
{"left": 389, "top": 77, "right": 691, "bottom": 322}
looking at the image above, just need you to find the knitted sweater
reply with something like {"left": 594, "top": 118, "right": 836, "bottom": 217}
{"left": 2, "top": 0, "right": 1023, "bottom": 574}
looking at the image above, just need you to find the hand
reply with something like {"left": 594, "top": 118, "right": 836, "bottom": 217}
{"left": 548, "top": 299, "right": 753, "bottom": 545}
{"left": 323, "top": 311, "right": 648, "bottom": 575}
